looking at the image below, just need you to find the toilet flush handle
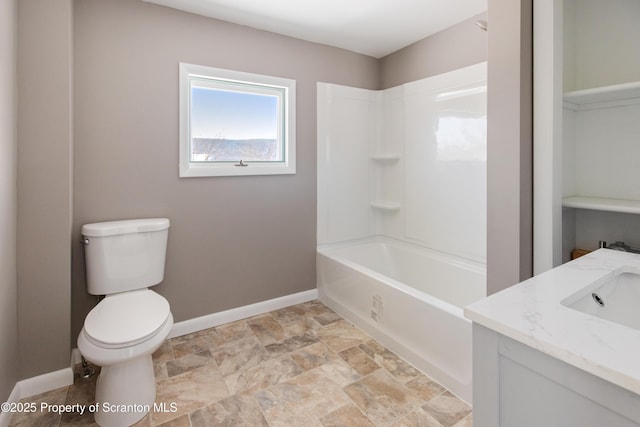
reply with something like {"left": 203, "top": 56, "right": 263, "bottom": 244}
{"left": 81, "top": 238, "right": 90, "bottom": 245}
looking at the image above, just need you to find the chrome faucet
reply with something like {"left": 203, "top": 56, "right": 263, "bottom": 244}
{"left": 606, "top": 241, "right": 640, "bottom": 254}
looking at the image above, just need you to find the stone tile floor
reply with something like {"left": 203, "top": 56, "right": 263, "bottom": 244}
{"left": 9, "top": 300, "right": 472, "bottom": 427}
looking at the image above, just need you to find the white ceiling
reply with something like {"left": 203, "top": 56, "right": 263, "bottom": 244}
{"left": 142, "top": 0, "right": 487, "bottom": 58}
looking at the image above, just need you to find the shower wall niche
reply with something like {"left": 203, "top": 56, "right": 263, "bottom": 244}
{"left": 317, "top": 63, "right": 487, "bottom": 263}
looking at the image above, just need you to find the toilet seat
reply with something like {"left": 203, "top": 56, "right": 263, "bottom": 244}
{"left": 84, "top": 289, "right": 171, "bottom": 349}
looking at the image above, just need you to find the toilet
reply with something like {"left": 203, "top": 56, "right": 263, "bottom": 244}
{"left": 77, "top": 218, "right": 173, "bottom": 427}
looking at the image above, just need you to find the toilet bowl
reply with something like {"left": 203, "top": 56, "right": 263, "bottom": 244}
{"left": 78, "top": 290, "right": 173, "bottom": 427}
{"left": 78, "top": 218, "right": 172, "bottom": 427}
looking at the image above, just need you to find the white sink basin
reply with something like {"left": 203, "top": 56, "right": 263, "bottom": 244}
{"left": 562, "top": 266, "right": 640, "bottom": 331}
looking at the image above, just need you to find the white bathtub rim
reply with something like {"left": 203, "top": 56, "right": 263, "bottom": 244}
{"left": 318, "top": 235, "right": 486, "bottom": 275}
{"left": 318, "top": 249, "right": 465, "bottom": 319}
{"left": 317, "top": 236, "right": 482, "bottom": 315}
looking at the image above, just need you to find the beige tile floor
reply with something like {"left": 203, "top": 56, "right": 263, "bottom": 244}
{"left": 9, "top": 300, "right": 472, "bottom": 427}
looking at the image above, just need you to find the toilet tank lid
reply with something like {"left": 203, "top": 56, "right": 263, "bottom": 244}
{"left": 82, "top": 218, "right": 170, "bottom": 237}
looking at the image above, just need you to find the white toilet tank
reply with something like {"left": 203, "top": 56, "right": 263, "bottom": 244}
{"left": 82, "top": 218, "right": 170, "bottom": 295}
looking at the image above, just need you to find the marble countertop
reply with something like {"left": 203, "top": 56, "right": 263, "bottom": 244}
{"left": 464, "top": 248, "right": 640, "bottom": 395}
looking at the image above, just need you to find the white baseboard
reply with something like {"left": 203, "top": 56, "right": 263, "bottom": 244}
{"left": 3, "top": 288, "right": 318, "bottom": 427}
{"left": 16, "top": 367, "right": 74, "bottom": 400}
{"left": 168, "top": 289, "right": 318, "bottom": 339}
{"left": 71, "top": 348, "right": 82, "bottom": 367}
{"left": 0, "top": 367, "right": 74, "bottom": 427}
{"left": 0, "top": 384, "right": 21, "bottom": 427}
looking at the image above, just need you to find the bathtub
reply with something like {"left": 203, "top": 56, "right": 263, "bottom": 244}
{"left": 316, "top": 236, "right": 486, "bottom": 403}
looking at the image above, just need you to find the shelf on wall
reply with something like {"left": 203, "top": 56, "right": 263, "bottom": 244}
{"left": 564, "top": 81, "right": 640, "bottom": 108}
{"left": 370, "top": 200, "right": 401, "bottom": 212}
{"left": 371, "top": 154, "right": 401, "bottom": 162}
{"left": 562, "top": 196, "right": 640, "bottom": 215}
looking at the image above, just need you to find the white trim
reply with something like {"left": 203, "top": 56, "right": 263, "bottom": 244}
{"left": 0, "top": 385, "right": 20, "bottom": 427}
{"left": 168, "top": 289, "right": 318, "bottom": 339}
{"left": 1, "top": 289, "right": 317, "bottom": 426}
{"left": 0, "top": 366, "right": 75, "bottom": 427}
{"left": 179, "top": 62, "right": 296, "bottom": 178}
{"left": 533, "top": 0, "right": 564, "bottom": 275}
{"left": 71, "top": 348, "right": 83, "bottom": 367}
{"left": 15, "top": 368, "right": 74, "bottom": 400}
{"left": 0, "top": 351, "right": 79, "bottom": 427}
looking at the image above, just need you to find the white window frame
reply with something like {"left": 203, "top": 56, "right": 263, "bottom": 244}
{"left": 179, "top": 63, "right": 296, "bottom": 177}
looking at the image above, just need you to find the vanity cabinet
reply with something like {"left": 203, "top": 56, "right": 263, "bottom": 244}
{"left": 466, "top": 249, "right": 640, "bottom": 427}
{"left": 473, "top": 324, "right": 640, "bottom": 427}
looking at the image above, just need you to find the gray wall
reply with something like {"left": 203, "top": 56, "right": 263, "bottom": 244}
{"left": 12, "top": 0, "right": 530, "bottom": 380}
{"left": 71, "top": 0, "right": 379, "bottom": 340}
{"left": 0, "top": 0, "right": 18, "bottom": 401}
{"left": 379, "top": 12, "right": 488, "bottom": 89}
{"left": 486, "top": 0, "right": 533, "bottom": 294}
{"left": 17, "top": 0, "right": 73, "bottom": 379}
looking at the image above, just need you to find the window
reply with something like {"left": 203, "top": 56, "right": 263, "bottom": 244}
{"left": 179, "top": 63, "right": 296, "bottom": 177}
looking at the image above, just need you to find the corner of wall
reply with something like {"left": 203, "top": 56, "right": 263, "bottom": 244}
{"left": 0, "top": 0, "right": 19, "bottom": 406}
{"left": 486, "top": 0, "right": 533, "bottom": 294}
{"left": 16, "top": 0, "right": 73, "bottom": 380}
{"left": 378, "top": 12, "right": 488, "bottom": 89}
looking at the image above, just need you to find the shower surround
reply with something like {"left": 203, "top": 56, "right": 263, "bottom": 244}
{"left": 316, "top": 63, "right": 487, "bottom": 402}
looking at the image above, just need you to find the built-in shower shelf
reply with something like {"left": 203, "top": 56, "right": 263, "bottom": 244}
{"left": 371, "top": 154, "right": 401, "bottom": 162}
{"left": 370, "top": 200, "right": 401, "bottom": 212}
{"left": 562, "top": 196, "right": 640, "bottom": 214}
{"left": 564, "top": 81, "right": 640, "bottom": 109}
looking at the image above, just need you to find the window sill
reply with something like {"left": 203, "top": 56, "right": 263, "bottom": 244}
{"left": 179, "top": 161, "right": 296, "bottom": 177}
